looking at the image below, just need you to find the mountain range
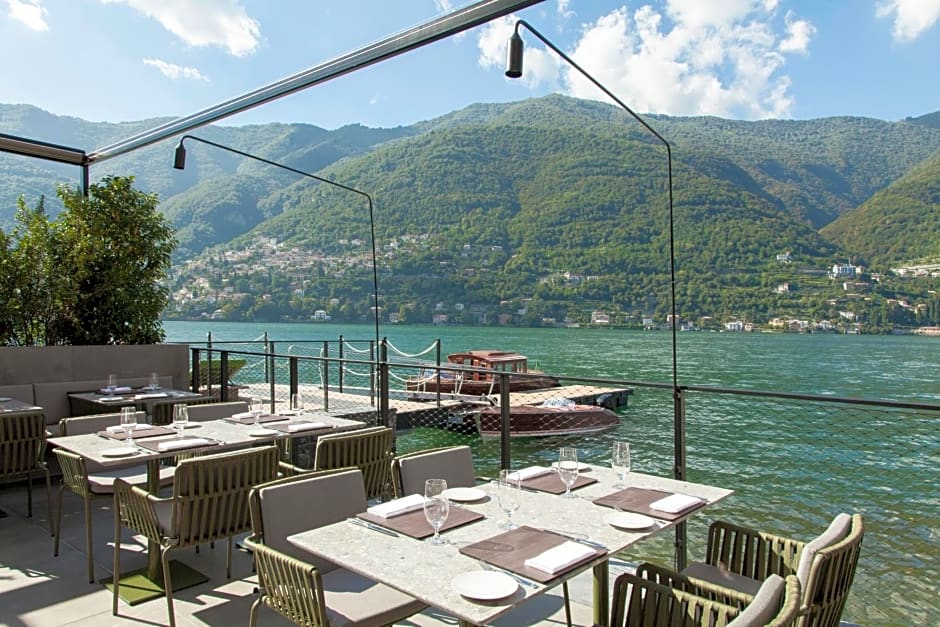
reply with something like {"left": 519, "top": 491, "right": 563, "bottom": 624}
{"left": 1, "top": 96, "right": 939, "bottom": 327}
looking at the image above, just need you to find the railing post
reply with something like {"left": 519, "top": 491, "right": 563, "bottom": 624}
{"left": 338, "top": 335, "right": 345, "bottom": 392}
{"left": 220, "top": 351, "right": 230, "bottom": 402}
{"left": 369, "top": 339, "right": 376, "bottom": 406}
{"left": 499, "top": 372, "right": 511, "bottom": 470}
{"left": 191, "top": 348, "right": 201, "bottom": 392}
{"left": 268, "top": 341, "right": 277, "bottom": 414}
{"left": 263, "top": 332, "right": 270, "bottom": 383}
{"left": 674, "top": 386, "right": 688, "bottom": 570}
{"left": 289, "top": 356, "right": 299, "bottom": 402}
{"left": 435, "top": 339, "right": 442, "bottom": 408}
{"left": 206, "top": 332, "right": 213, "bottom": 398}
{"left": 379, "top": 339, "right": 390, "bottom": 428}
{"left": 322, "top": 341, "right": 330, "bottom": 411}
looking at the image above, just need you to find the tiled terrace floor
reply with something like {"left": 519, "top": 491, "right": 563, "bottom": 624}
{"left": 0, "top": 479, "right": 601, "bottom": 626}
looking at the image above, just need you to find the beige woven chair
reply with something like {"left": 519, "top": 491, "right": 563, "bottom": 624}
{"left": 312, "top": 426, "right": 393, "bottom": 501}
{"left": 678, "top": 513, "right": 863, "bottom": 627}
{"left": 53, "top": 411, "right": 173, "bottom": 583}
{"left": 0, "top": 409, "right": 51, "bottom": 520}
{"left": 390, "top": 445, "right": 479, "bottom": 497}
{"left": 245, "top": 467, "right": 427, "bottom": 626}
{"left": 184, "top": 401, "right": 249, "bottom": 421}
{"left": 151, "top": 395, "right": 218, "bottom": 425}
{"left": 112, "top": 445, "right": 279, "bottom": 627}
{"left": 611, "top": 569, "right": 800, "bottom": 627}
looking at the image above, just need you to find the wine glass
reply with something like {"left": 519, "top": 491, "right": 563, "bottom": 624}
{"left": 557, "top": 447, "right": 580, "bottom": 498}
{"left": 611, "top": 441, "right": 631, "bottom": 488}
{"left": 497, "top": 469, "right": 521, "bottom": 530}
{"left": 106, "top": 374, "right": 117, "bottom": 394}
{"left": 149, "top": 372, "right": 160, "bottom": 391}
{"left": 250, "top": 396, "right": 264, "bottom": 428}
{"left": 290, "top": 392, "right": 304, "bottom": 416}
{"left": 172, "top": 404, "right": 189, "bottom": 438}
{"left": 423, "top": 478, "right": 450, "bottom": 546}
{"left": 120, "top": 406, "right": 137, "bottom": 446}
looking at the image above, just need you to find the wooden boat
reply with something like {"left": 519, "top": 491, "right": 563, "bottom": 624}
{"left": 464, "top": 397, "right": 620, "bottom": 438}
{"left": 406, "top": 350, "right": 560, "bottom": 396}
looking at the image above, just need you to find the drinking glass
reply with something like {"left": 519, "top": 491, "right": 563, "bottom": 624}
{"left": 149, "top": 372, "right": 160, "bottom": 391}
{"left": 120, "top": 406, "right": 137, "bottom": 446}
{"left": 423, "top": 478, "right": 450, "bottom": 546}
{"left": 611, "top": 441, "right": 631, "bottom": 488}
{"left": 557, "top": 447, "right": 579, "bottom": 498}
{"left": 290, "top": 392, "right": 304, "bottom": 415}
{"left": 497, "top": 469, "right": 521, "bottom": 530}
{"left": 172, "top": 404, "right": 189, "bottom": 438}
{"left": 106, "top": 374, "right": 117, "bottom": 394}
{"left": 250, "top": 397, "right": 264, "bottom": 428}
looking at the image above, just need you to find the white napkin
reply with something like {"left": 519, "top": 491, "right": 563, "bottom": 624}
{"left": 524, "top": 541, "right": 596, "bottom": 574}
{"left": 649, "top": 493, "right": 705, "bottom": 514}
{"left": 507, "top": 466, "right": 553, "bottom": 481}
{"left": 366, "top": 494, "right": 427, "bottom": 518}
{"left": 100, "top": 386, "right": 132, "bottom": 394}
{"left": 106, "top": 425, "right": 126, "bottom": 434}
{"left": 232, "top": 411, "right": 271, "bottom": 420}
{"left": 156, "top": 437, "right": 212, "bottom": 452}
{"left": 284, "top": 421, "right": 328, "bottom": 432}
{"left": 133, "top": 392, "right": 168, "bottom": 400}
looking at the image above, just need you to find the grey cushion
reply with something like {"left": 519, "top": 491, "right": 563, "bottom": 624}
{"left": 258, "top": 469, "right": 367, "bottom": 572}
{"left": 682, "top": 561, "right": 765, "bottom": 597}
{"left": 185, "top": 401, "right": 248, "bottom": 421}
{"left": 795, "top": 513, "right": 852, "bottom": 588}
{"left": 321, "top": 567, "right": 427, "bottom": 627}
{"left": 0, "top": 384, "right": 36, "bottom": 404}
{"left": 88, "top": 464, "right": 175, "bottom": 494}
{"left": 727, "top": 573, "right": 786, "bottom": 626}
{"left": 153, "top": 500, "right": 173, "bottom": 535}
{"left": 397, "top": 446, "right": 476, "bottom": 495}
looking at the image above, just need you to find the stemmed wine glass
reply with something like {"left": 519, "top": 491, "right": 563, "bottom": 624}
{"left": 611, "top": 441, "right": 631, "bottom": 488}
{"left": 290, "top": 392, "right": 304, "bottom": 417}
{"left": 423, "top": 478, "right": 450, "bottom": 546}
{"left": 172, "top": 404, "right": 189, "bottom": 438}
{"left": 250, "top": 396, "right": 264, "bottom": 429}
{"left": 120, "top": 406, "right": 137, "bottom": 447}
{"left": 497, "top": 469, "right": 521, "bottom": 529}
{"left": 557, "top": 447, "right": 580, "bottom": 498}
{"left": 149, "top": 372, "right": 160, "bottom": 391}
{"left": 106, "top": 374, "right": 117, "bottom": 395}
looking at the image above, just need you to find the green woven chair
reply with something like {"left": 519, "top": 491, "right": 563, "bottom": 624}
{"left": 112, "top": 445, "right": 279, "bottom": 627}
{"left": 0, "top": 409, "right": 51, "bottom": 520}
{"left": 677, "top": 513, "right": 864, "bottom": 627}
{"left": 611, "top": 570, "right": 800, "bottom": 627}
{"left": 312, "top": 426, "right": 393, "bottom": 501}
{"left": 150, "top": 395, "right": 219, "bottom": 426}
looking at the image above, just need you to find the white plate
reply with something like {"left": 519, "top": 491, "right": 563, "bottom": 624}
{"left": 442, "top": 487, "right": 487, "bottom": 502}
{"left": 452, "top": 571, "right": 519, "bottom": 600}
{"left": 101, "top": 447, "right": 139, "bottom": 458}
{"left": 551, "top": 461, "right": 590, "bottom": 471}
{"left": 99, "top": 396, "right": 124, "bottom": 402}
{"left": 249, "top": 429, "right": 276, "bottom": 437}
{"left": 604, "top": 511, "right": 656, "bottom": 530}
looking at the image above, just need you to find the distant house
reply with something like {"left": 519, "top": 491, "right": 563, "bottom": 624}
{"left": 776, "top": 251, "right": 792, "bottom": 263}
{"left": 725, "top": 320, "right": 744, "bottom": 331}
{"left": 591, "top": 311, "right": 610, "bottom": 325}
{"left": 313, "top": 310, "right": 330, "bottom": 321}
{"left": 775, "top": 282, "right": 790, "bottom": 293}
{"left": 432, "top": 313, "right": 449, "bottom": 325}
{"left": 388, "top": 312, "right": 401, "bottom": 324}
{"left": 830, "top": 263, "right": 859, "bottom": 279}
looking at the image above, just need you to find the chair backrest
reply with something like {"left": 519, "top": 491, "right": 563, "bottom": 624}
{"left": 314, "top": 427, "right": 393, "bottom": 500}
{"left": 59, "top": 411, "right": 147, "bottom": 436}
{"left": 250, "top": 541, "right": 330, "bottom": 627}
{"left": 798, "top": 514, "right": 864, "bottom": 627}
{"left": 611, "top": 572, "right": 741, "bottom": 627}
{"left": 0, "top": 411, "right": 46, "bottom": 476}
{"left": 250, "top": 468, "right": 367, "bottom": 573}
{"left": 151, "top": 394, "right": 218, "bottom": 425}
{"left": 728, "top": 574, "right": 801, "bottom": 627}
{"left": 185, "top": 401, "right": 249, "bottom": 422}
{"left": 391, "top": 445, "right": 476, "bottom": 497}
{"left": 171, "top": 445, "right": 279, "bottom": 546}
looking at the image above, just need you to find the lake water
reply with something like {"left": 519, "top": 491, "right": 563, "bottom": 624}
{"left": 164, "top": 321, "right": 939, "bottom": 623}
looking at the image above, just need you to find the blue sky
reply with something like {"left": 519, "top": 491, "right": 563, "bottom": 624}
{"left": 1, "top": 0, "right": 939, "bottom": 133}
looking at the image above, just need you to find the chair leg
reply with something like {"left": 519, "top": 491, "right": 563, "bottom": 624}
{"left": 162, "top": 547, "right": 176, "bottom": 627}
{"left": 226, "top": 537, "right": 233, "bottom": 578}
{"left": 113, "top": 506, "right": 122, "bottom": 617}
{"left": 562, "top": 581, "right": 572, "bottom": 627}
{"left": 26, "top": 470, "right": 33, "bottom": 517}
{"left": 84, "top": 496, "right": 95, "bottom": 583}
{"left": 53, "top": 484, "right": 64, "bottom": 557}
{"left": 248, "top": 597, "right": 261, "bottom": 627}
{"left": 45, "top": 469, "right": 53, "bottom": 536}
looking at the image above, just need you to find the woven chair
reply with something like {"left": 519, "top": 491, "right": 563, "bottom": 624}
{"left": 312, "top": 426, "right": 393, "bottom": 501}
{"left": 151, "top": 395, "right": 218, "bottom": 426}
{"left": 112, "top": 445, "right": 279, "bottom": 627}
{"left": 0, "top": 409, "right": 51, "bottom": 519}
{"left": 678, "top": 513, "right": 864, "bottom": 627}
{"left": 53, "top": 411, "right": 173, "bottom": 583}
{"left": 611, "top": 570, "right": 800, "bottom": 627}
{"left": 390, "top": 445, "right": 481, "bottom": 497}
{"left": 184, "top": 401, "right": 249, "bottom": 421}
{"left": 245, "top": 467, "right": 427, "bottom": 626}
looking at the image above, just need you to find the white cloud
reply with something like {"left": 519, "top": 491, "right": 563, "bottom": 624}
{"left": 101, "top": 0, "right": 260, "bottom": 56}
{"left": 143, "top": 57, "right": 209, "bottom": 81}
{"left": 558, "top": 0, "right": 575, "bottom": 20}
{"left": 433, "top": 0, "right": 453, "bottom": 12}
{"left": 876, "top": 0, "right": 940, "bottom": 42}
{"left": 483, "top": 1, "right": 815, "bottom": 120}
{"left": 6, "top": 0, "right": 48, "bottom": 31}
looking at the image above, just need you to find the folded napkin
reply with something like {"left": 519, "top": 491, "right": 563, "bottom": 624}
{"left": 507, "top": 466, "right": 553, "bottom": 481}
{"left": 366, "top": 494, "right": 427, "bottom": 518}
{"left": 649, "top": 493, "right": 705, "bottom": 514}
{"left": 133, "top": 392, "right": 168, "bottom": 400}
{"left": 232, "top": 411, "right": 271, "bottom": 420}
{"left": 100, "top": 386, "right": 132, "bottom": 394}
{"left": 156, "top": 437, "right": 212, "bottom": 452}
{"left": 284, "top": 421, "right": 328, "bottom": 432}
{"left": 106, "top": 425, "right": 127, "bottom": 434}
{"left": 524, "top": 541, "right": 597, "bottom": 574}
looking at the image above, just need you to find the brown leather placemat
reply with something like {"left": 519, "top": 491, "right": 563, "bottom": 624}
{"left": 358, "top": 505, "right": 484, "bottom": 540}
{"left": 522, "top": 472, "right": 598, "bottom": 495}
{"left": 592, "top": 487, "right": 706, "bottom": 521}
{"left": 224, "top": 414, "right": 286, "bottom": 425}
{"left": 136, "top": 435, "right": 220, "bottom": 453}
{"left": 265, "top": 422, "right": 334, "bottom": 435}
{"left": 459, "top": 525, "right": 606, "bottom": 584}
{"left": 98, "top": 425, "right": 176, "bottom": 441}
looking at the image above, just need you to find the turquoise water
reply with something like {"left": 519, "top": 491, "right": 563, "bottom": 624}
{"left": 164, "top": 321, "right": 939, "bottom": 623}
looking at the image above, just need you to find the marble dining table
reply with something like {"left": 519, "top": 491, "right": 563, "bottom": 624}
{"left": 287, "top": 465, "right": 733, "bottom": 627}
